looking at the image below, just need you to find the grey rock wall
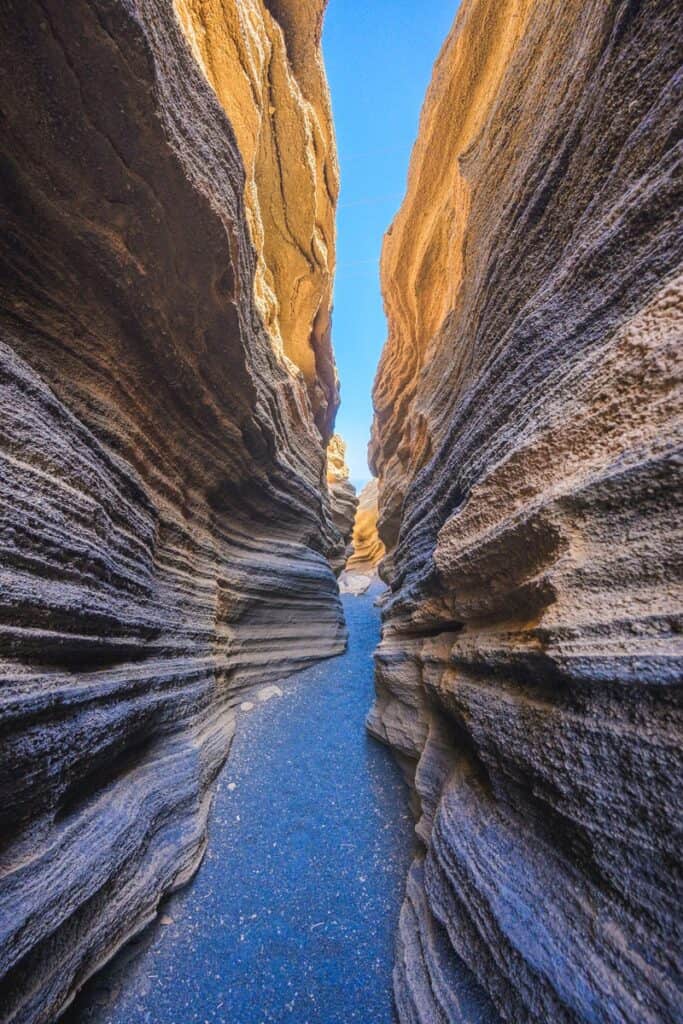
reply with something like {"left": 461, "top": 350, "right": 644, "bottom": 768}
{"left": 0, "top": 2, "right": 345, "bottom": 1021}
{"left": 369, "top": 1, "right": 683, "bottom": 1021}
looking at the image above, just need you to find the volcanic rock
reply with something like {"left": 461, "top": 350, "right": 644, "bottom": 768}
{"left": 327, "top": 434, "right": 359, "bottom": 575}
{"left": 369, "top": 1, "right": 683, "bottom": 1022}
{"left": 340, "top": 479, "right": 385, "bottom": 595}
{"left": 0, "top": 2, "right": 344, "bottom": 1022}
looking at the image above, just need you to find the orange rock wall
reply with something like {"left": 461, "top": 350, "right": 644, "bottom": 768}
{"left": 0, "top": 2, "right": 344, "bottom": 1021}
{"left": 346, "top": 479, "right": 384, "bottom": 574}
{"left": 174, "top": 0, "right": 339, "bottom": 436}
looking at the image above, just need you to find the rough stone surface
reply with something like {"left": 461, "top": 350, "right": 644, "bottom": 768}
{"left": 340, "top": 478, "right": 385, "bottom": 595}
{"left": 338, "top": 573, "right": 373, "bottom": 597}
{"left": 327, "top": 434, "right": 359, "bottom": 575}
{"left": 369, "top": 2, "right": 683, "bottom": 1022}
{"left": 173, "top": 0, "right": 339, "bottom": 436}
{"left": 346, "top": 478, "right": 384, "bottom": 575}
{"left": 0, "top": 2, "right": 344, "bottom": 1022}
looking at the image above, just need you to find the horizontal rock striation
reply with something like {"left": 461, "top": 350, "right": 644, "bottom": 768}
{"left": 327, "top": 434, "right": 358, "bottom": 575}
{"left": 346, "top": 478, "right": 384, "bottom": 575}
{"left": 0, "top": 1, "right": 344, "bottom": 1022}
{"left": 340, "top": 479, "right": 385, "bottom": 596}
{"left": 369, "top": 1, "right": 683, "bottom": 1022}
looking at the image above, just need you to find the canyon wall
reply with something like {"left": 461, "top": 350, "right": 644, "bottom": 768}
{"left": 340, "top": 478, "right": 385, "bottom": 595}
{"left": 327, "top": 434, "right": 359, "bottom": 574}
{"left": 346, "top": 479, "right": 384, "bottom": 576}
{"left": 173, "top": 0, "right": 339, "bottom": 436}
{"left": 0, "top": 2, "right": 343, "bottom": 1022}
{"left": 369, "top": 1, "right": 683, "bottom": 1022}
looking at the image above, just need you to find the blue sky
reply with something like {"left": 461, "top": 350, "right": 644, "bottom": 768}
{"left": 323, "top": 0, "right": 458, "bottom": 487}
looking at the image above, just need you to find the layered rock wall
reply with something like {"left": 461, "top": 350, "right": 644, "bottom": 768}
{"left": 369, "top": 1, "right": 683, "bottom": 1021}
{"left": 173, "top": 0, "right": 339, "bottom": 436}
{"left": 0, "top": 2, "right": 343, "bottom": 1021}
{"left": 340, "top": 478, "right": 385, "bottom": 595}
{"left": 326, "top": 434, "right": 358, "bottom": 574}
{"left": 346, "top": 479, "right": 384, "bottom": 575}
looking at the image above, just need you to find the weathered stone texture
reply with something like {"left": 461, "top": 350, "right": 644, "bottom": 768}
{"left": 346, "top": 478, "right": 384, "bottom": 575}
{"left": 340, "top": 478, "right": 385, "bottom": 595}
{"left": 0, "top": 2, "right": 343, "bottom": 1021}
{"left": 369, "top": 1, "right": 683, "bottom": 1022}
{"left": 326, "top": 434, "right": 358, "bottom": 574}
{"left": 173, "top": 0, "right": 339, "bottom": 436}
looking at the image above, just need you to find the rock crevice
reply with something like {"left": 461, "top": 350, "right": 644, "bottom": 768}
{"left": 340, "top": 479, "right": 385, "bottom": 596}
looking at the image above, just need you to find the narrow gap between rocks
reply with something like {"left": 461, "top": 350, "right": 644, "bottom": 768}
{"left": 63, "top": 586, "right": 415, "bottom": 1024}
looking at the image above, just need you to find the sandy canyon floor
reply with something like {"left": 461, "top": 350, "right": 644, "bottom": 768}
{"left": 64, "top": 588, "right": 415, "bottom": 1024}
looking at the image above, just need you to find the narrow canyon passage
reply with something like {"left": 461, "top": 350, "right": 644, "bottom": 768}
{"left": 64, "top": 588, "right": 414, "bottom": 1024}
{"left": 1, "top": 3, "right": 680, "bottom": 1023}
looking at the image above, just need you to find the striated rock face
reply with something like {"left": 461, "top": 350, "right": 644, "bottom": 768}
{"left": 173, "top": 0, "right": 339, "bottom": 437}
{"left": 346, "top": 478, "right": 384, "bottom": 575}
{"left": 369, "top": 2, "right": 683, "bottom": 1022}
{"left": 326, "top": 434, "right": 358, "bottom": 575}
{"left": 0, "top": 2, "right": 344, "bottom": 1022}
{"left": 340, "top": 478, "right": 385, "bottom": 595}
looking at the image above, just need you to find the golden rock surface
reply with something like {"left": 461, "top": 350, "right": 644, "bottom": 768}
{"left": 326, "top": 434, "right": 358, "bottom": 574}
{"left": 174, "top": 0, "right": 339, "bottom": 436}
{"left": 371, "top": 0, "right": 536, "bottom": 540}
{"left": 346, "top": 479, "right": 384, "bottom": 575}
{"left": 326, "top": 432, "right": 351, "bottom": 483}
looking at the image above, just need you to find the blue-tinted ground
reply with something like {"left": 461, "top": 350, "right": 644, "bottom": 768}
{"left": 65, "top": 586, "right": 415, "bottom": 1024}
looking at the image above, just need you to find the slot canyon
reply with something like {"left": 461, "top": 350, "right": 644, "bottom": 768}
{"left": 0, "top": 2, "right": 680, "bottom": 1024}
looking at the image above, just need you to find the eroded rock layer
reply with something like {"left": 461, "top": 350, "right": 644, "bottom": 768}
{"left": 369, "top": 1, "right": 683, "bottom": 1022}
{"left": 340, "top": 479, "right": 385, "bottom": 595}
{"left": 0, "top": 2, "right": 344, "bottom": 1022}
{"left": 346, "top": 478, "right": 384, "bottom": 575}
{"left": 173, "top": 0, "right": 339, "bottom": 436}
{"left": 326, "top": 434, "right": 358, "bottom": 575}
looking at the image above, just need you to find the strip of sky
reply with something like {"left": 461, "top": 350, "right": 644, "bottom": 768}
{"left": 324, "top": 0, "right": 459, "bottom": 488}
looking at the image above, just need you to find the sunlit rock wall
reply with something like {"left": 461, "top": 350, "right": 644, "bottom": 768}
{"left": 0, "top": 2, "right": 344, "bottom": 1021}
{"left": 346, "top": 479, "right": 384, "bottom": 575}
{"left": 369, "top": 1, "right": 683, "bottom": 1021}
{"left": 173, "top": 0, "right": 339, "bottom": 437}
{"left": 326, "top": 434, "right": 358, "bottom": 575}
{"left": 340, "top": 479, "right": 384, "bottom": 597}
